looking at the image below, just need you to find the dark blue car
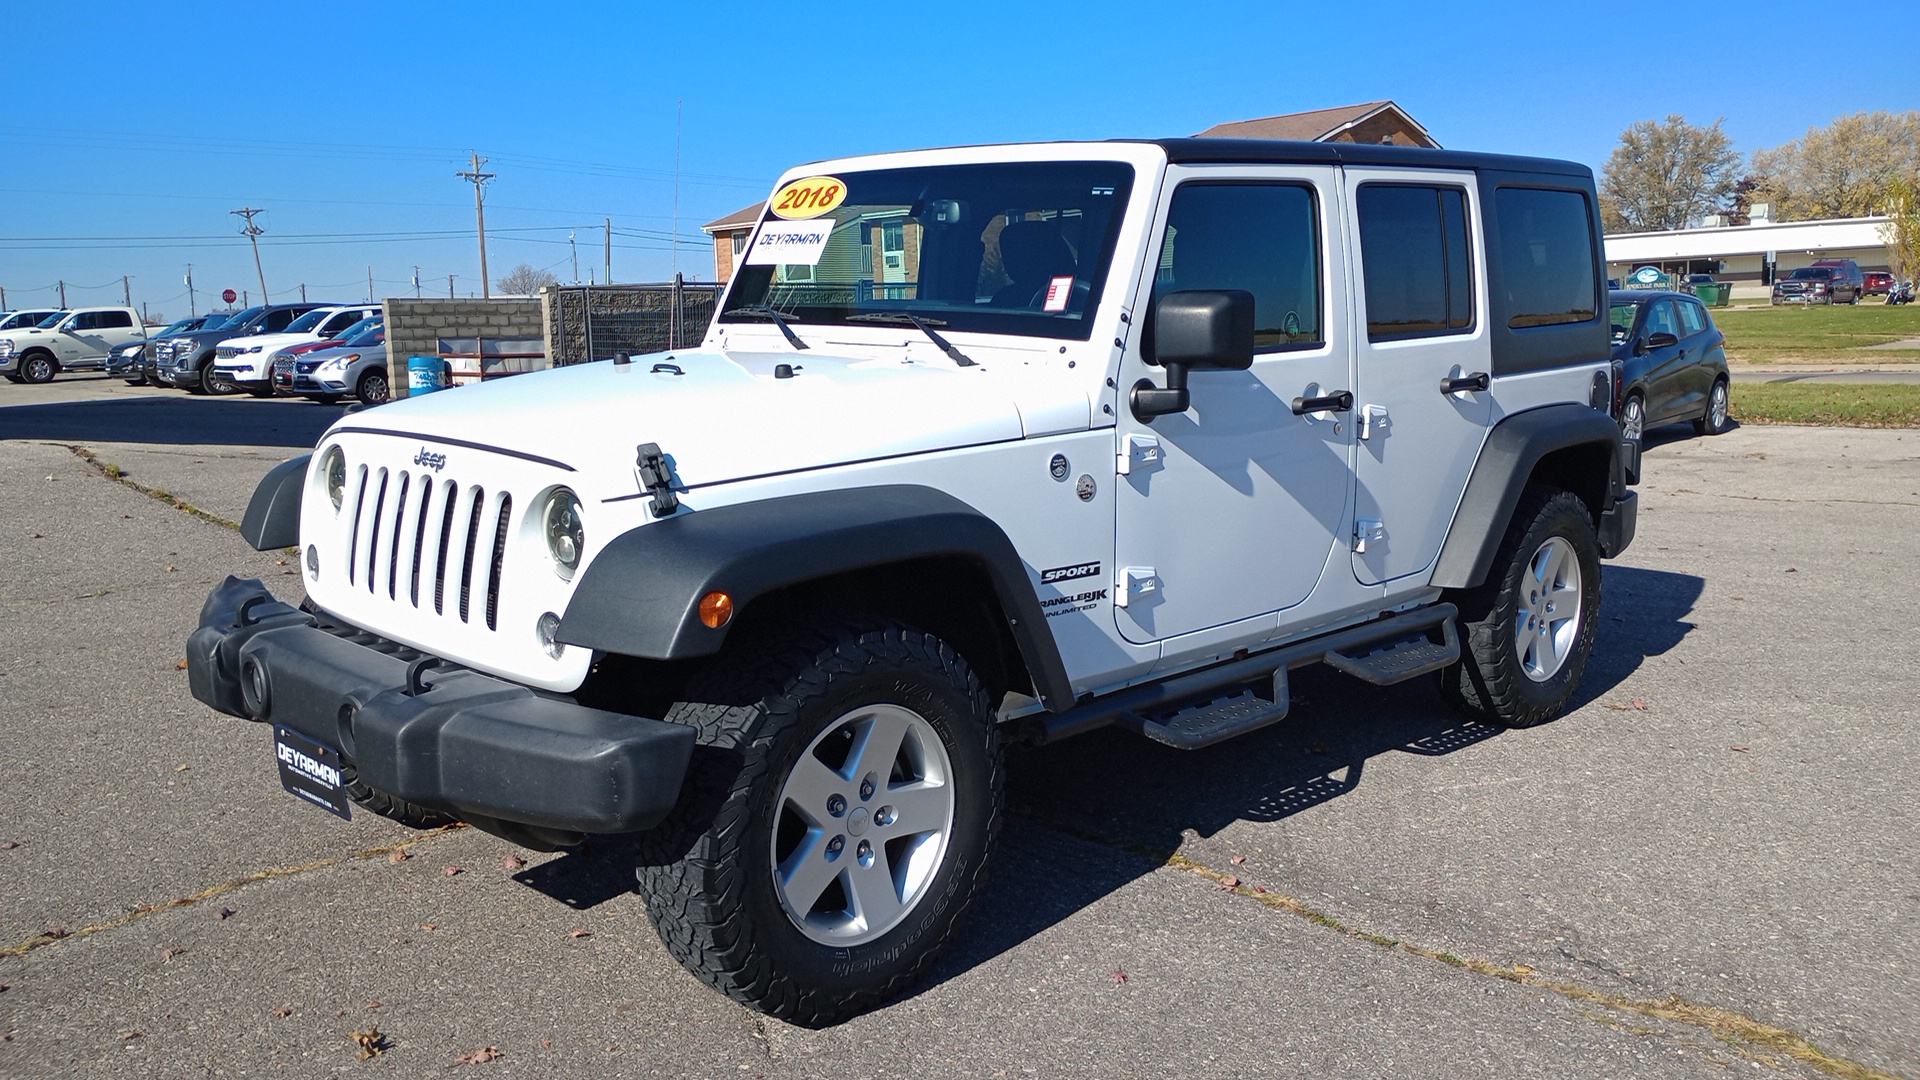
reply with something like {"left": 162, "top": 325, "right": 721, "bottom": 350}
{"left": 1609, "top": 289, "right": 1732, "bottom": 445}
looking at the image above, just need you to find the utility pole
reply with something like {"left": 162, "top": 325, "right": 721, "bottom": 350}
{"left": 59, "top": 280, "right": 67, "bottom": 307}
{"left": 673, "top": 98, "right": 682, "bottom": 281}
{"left": 413, "top": 266, "right": 421, "bottom": 299}
{"left": 604, "top": 218, "right": 612, "bottom": 285}
{"left": 448, "top": 274, "right": 455, "bottom": 300}
{"left": 456, "top": 152, "right": 495, "bottom": 298}
{"left": 123, "top": 275, "right": 132, "bottom": 306}
{"left": 231, "top": 207, "right": 269, "bottom": 303}
{"left": 0, "top": 286, "right": 6, "bottom": 309}
{"left": 569, "top": 232, "right": 579, "bottom": 284}
{"left": 243, "top": 290, "right": 249, "bottom": 306}
{"left": 367, "top": 266, "right": 373, "bottom": 303}
{"left": 186, "top": 264, "right": 195, "bottom": 317}
{"left": 300, "top": 283, "right": 307, "bottom": 303}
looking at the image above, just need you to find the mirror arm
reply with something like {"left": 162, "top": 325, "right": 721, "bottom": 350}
{"left": 1129, "top": 363, "right": 1190, "bottom": 422}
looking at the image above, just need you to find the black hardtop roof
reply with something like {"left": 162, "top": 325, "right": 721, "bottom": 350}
{"left": 1146, "top": 137, "right": 1593, "bottom": 179}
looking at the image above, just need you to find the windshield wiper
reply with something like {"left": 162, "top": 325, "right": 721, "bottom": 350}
{"left": 845, "top": 312, "right": 976, "bottom": 367}
{"left": 723, "top": 306, "right": 809, "bottom": 350}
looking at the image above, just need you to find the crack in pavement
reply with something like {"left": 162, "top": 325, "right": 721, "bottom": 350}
{"left": 1017, "top": 814, "right": 1912, "bottom": 1080}
{"left": 62, "top": 443, "right": 246, "bottom": 532}
{"left": 1653, "top": 486, "right": 1920, "bottom": 508}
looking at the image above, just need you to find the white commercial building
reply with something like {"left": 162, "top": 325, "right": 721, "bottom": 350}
{"left": 1603, "top": 216, "right": 1892, "bottom": 299}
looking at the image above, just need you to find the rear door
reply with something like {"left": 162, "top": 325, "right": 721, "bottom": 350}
{"left": 1344, "top": 170, "right": 1492, "bottom": 586}
{"left": 1641, "top": 298, "right": 1688, "bottom": 422}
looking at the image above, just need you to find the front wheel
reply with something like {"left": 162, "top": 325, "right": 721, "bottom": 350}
{"left": 19, "top": 353, "right": 56, "bottom": 384}
{"left": 203, "top": 367, "right": 240, "bottom": 396}
{"left": 638, "top": 620, "right": 1003, "bottom": 1026}
{"left": 1440, "top": 487, "right": 1602, "bottom": 729}
{"left": 356, "top": 369, "right": 390, "bottom": 405}
{"left": 1694, "top": 378, "right": 1731, "bottom": 435}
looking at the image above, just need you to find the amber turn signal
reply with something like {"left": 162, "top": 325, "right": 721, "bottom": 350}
{"left": 698, "top": 591, "right": 734, "bottom": 628}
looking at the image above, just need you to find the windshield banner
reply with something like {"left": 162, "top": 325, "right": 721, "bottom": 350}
{"left": 744, "top": 220, "right": 834, "bottom": 267}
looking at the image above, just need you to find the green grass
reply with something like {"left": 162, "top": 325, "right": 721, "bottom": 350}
{"left": 1713, "top": 303, "right": 1920, "bottom": 364}
{"left": 1730, "top": 381, "right": 1920, "bottom": 427}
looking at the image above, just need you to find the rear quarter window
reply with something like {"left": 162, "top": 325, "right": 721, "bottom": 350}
{"left": 1494, "top": 187, "right": 1597, "bottom": 328}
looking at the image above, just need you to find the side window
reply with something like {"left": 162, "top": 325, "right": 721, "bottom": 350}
{"left": 1494, "top": 187, "right": 1598, "bottom": 328}
{"left": 1155, "top": 183, "right": 1323, "bottom": 351}
{"left": 1355, "top": 184, "right": 1473, "bottom": 341}
{"left": 324, "top": 312, "right": 357, "bottom": 335}
{"left": 1645, "top": 300, "right": 1679, "bottom": 338}
{"left": 99, "top": 311, "right": 133, "bottom": 329}
{"left": 1676, "top": 301, "right": 1705, "bottom": 337}
{"left": 265, "top": 310, "right": 296, "bottom": 332}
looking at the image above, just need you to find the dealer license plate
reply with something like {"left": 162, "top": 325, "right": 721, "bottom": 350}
{"left": 274, "top": 725, "right": 351, "bottom": 819}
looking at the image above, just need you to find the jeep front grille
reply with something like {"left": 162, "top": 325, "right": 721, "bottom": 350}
{"left": 345, "top": 466, "right": 513, "bottom": 631}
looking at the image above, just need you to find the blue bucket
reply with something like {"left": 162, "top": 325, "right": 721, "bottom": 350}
{"left": 407, "top": 355, "right": 450, "bottom": 394}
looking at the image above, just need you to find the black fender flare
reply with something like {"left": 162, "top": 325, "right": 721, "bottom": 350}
{"left": 557, "top": 484, "right": 1075, "bottom": 712}
{"left": 1431, "top": 404, "right": 1627, "bottom": 589}
{"left": 240, "top": 454, "right": 309, "bottom": 550}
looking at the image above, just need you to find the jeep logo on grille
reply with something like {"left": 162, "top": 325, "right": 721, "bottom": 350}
{"left": 412, "top": 447, "right": 448, "bottom": 472}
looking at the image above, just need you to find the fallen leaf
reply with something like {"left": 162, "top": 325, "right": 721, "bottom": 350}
{"left": 454, "top": 1046, "right": 503, "bottom": 1065}
{"left": 366, "top": 999, "right": 383, "bottom": 1010}
{"left": 1732, "top": 595, "right": 1746, "bottom": 601}
{"left": 165, "top": 566, "right": 177, "bottom": 572}
{"left": 174, "top": 659, "right": 190, "bottom": 670}
{"left": 121, "top": 1030, "right": 143, "bottom": 1040}
{"left": 1252, "top": 885, "right": 1268, "bottom": 894}
{"left": 160, "top": 947, "right": 185, "bottom": 961}
{"left": 0, "top": 841, "right": 17, "bottom": 850}
{"left": 1109, "top": 969, "right": 1129, "bottom": 985}
{"left": 443, "top": 866, "right": 463, "bottom": 877}
{"left": 1514, "top": 964, "right": 1535, "bottom": 976}
{"left": 1630, "top": 698, "right": 1648, "bottom": 711}
{"left": 1784, "top": 567, "right": 1798, "bottom": 573}
{"left": 1730, "top": 745, "right": 1750, "bottom": 753}
{"left": 216, "top": 907, "right": 235, "bottom": 920}
{"left": 1216, "top": 875, "right": 1240, "bottom": 890}
{"left": 42, "top": 928, "right": 69, "bottom": 940}
{"left": 419, "top": 923, "right": 437, "bottom": 931}
{"left": 502, "top": 855, "right": 527, "bottom": 870}
{"left": 388, "top": 850, "right": 410, "bottom": 864}
{"left": 348, "top": 1027, "right": 388, "bottom": 1060}
{"left": 1229, "top": 854, "right": 1246, "bottom": 866}
{"left": 540, "top": 1041, "right": 552, "bottom": 1049}
{"left": 272, "top": 1007, "right": 293, "bottom": 1018}
{"left": 568, "top": 928, "right": 592, "bottom": 939}
{"left": 275, "top": 558, "right": 288, "bottom": 566}
{"left": 174, "top": 764, "right": 190, "bottom": 773}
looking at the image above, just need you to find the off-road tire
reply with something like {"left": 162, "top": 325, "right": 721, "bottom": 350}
{"left": 1440, "top": 486, "right": 1602, "bottom": 729}
{"left": 356, "top": 369, "right": 390, "bottom": 406}
{"left": 637, "top": 619, "right": 1003, "bottom": 1027}
{"left": 20, "top": 352, "right": 57, "bottom": 384}
{"left": 1693, "top": 378, "right": 1731, "bottom": 436}
{"left": 342, "top": 765, "right": 455, "bottom": 829}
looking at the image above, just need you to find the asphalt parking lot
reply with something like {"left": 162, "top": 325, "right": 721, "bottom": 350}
{"left": 2, "top": 378, "right": 1916, "bottom": 1079}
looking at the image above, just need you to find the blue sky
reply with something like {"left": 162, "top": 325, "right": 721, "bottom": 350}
{"left": 2, "top": 0, "right": 1913, "bottom": 319}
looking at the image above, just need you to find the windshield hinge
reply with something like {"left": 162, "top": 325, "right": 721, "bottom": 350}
{"left": 634, "top": 443, "right": 681, "bottom": 518}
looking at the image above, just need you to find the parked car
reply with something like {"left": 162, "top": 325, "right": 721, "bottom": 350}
{"left": 280, "top": 318, "right": 386, "bottom": 404}
{"left": 1609, "top": 289, "right": 1731, "bottom": 445}
{"left": 190, "top": 136, "right": 1639, "bottom": 1025}
{"left": 1773, "top": 259, "right": 1865, "bottom": 305}
{"left": 0, "top": 306, "right": 147, "bottom": 383}
{"left": 156, "top": 302, "right": 332, "bottom": 394}
{"left": 0, "top": 309, "right": 64, "bottom": 333}
{"left": 212, "top": 304, "right": 380, "bottom": 397}
{"left": 1680, "top": 273, "right": 1717, "bottom": 295}
{"left": 148, "top": 313, "right": 233, "bottom": 385}
{"left": 108, "top": 315, "right": 216, "bottom": 384}
{"left": 1863, "top": 272, "right": 1894, "bottom": 296}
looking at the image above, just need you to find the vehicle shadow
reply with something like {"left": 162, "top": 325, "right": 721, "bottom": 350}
{"left": 0, "top": 394, "right": 343, "bottom": 447}
{"left": 514, "top": 565, "right": 1702, "bottom": 1013}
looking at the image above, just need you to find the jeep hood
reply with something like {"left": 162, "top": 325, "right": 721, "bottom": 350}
{"left": 329, "top": 348, "right": 1094, "bottom": 490}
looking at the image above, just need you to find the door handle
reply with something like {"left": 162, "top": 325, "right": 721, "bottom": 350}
{"left": 1291, "top": 390, "right": 1353, "bottom": 415}
{"left": 1439, "top": 372, "right": 1490, "bottom": 394}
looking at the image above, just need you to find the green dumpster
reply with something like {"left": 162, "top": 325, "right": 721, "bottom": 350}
{"left": 1695, "top": 282, "right": 1729, "bottom": 307}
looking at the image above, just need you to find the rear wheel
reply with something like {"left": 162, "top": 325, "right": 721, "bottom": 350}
{"left": 1693, "top": 378, "right": 1731, "bottom": 435}
{"left": 638, "top": 620, "right": 1002, "bottom": 1026}
{"left": 20, "top": 352, "right": 56, "bottom": 384}
{"left": 1618, "top": 393, "right": 1645, "bottom": 446}
{"left": 1441, "top": 487, "right": 1602, "bottom": 729}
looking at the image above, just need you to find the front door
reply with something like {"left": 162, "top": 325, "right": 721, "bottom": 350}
{"left": 1112, "top": 165, "right": 1353, "bottom": 645}
{"left": 1344, "top": 170, "right": 1493, "bottom": 586}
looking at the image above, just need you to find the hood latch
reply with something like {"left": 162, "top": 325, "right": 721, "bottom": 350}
{"left": 635, "top": 442, "right": 682, "bottom": 518}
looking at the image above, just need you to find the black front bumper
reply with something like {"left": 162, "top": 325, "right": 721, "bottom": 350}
{"left": 187, "top": 576, "right": 694, "bottom": 835}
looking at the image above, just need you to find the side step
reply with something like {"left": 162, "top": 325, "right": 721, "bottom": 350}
{"left": 1322, "top": 619, "right": 1460, "bottom": 685}
{"left": 1037, "top": 603, "right": 1461, "bottom": 749}
{"left": 1115, "top": 672, "right": 1290, "bottom": 750}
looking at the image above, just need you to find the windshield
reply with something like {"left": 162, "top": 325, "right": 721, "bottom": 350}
{"left": 722, "top": 161, "right": 1136, "bottom": 341}
{"left": 220, "top": 306, "right": 267, "bottom": 332}
{"left": 36, "top": 312, "right": 65, "bottom": 328}
{"left": 197, "top": 313, "right": 233, "bottom": 331}
{"left": 1609, "top": 302, "right": 1640, "bottom": 342}
{"left": 284, "top": 309, "right": 332, "bottom": 334}
{"left": 1788, "top": 268, "right": 1832, "bottom": 280}
{"left": 340, "top": 318, "right": 384, "bottom": 346}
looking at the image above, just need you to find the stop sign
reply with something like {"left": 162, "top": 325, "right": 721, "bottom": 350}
{"left": 222, "top": 289, "right": 237, "bottom": 304}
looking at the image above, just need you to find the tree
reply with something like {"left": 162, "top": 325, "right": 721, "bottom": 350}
{"left": 1599, "top": 115, "right": 1743, "bottom": 232}
{"left": 496, "top": 264, "right": 560, "bottom": 295}
{"left": 1882, "top": 178, "right": 1920, "bottom": 280}
{"left": 1750, "top": 111, "right": 1920, "bottom": 221}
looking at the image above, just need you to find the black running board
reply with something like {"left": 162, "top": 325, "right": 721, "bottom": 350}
{"left": 1038, "top": 604, "right": 1458, "bottom": 749}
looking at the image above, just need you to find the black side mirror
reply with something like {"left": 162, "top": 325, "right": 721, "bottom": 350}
{"left": 1638, "top": 330, "right": 1679, "bottom": 355}
{"left": 1132, "top": 290, "right": 1255, "bottom": 420}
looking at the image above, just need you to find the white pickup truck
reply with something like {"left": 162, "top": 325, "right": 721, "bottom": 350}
{"left": 0, "top": 306, "right": 148, "bottom": 383}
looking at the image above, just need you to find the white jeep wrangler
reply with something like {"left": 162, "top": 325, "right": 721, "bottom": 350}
{"left": 190, "top": 137, "right": 1636, "bottom": 1024}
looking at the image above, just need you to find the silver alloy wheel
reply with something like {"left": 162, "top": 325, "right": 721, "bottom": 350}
{"left": 1707, "top": 382, "right": 1728, "bottom": 430}
{"left": 1513, "top": 536, "right": 1583, "bottom": 682}
{"left": 770, "top": 703, "right": 955, "bottom": 947}
{"left": 21, "top": 355, "right": 54, "bottom": 383}
{"left": 1620, "top": 396, "right": 1644, "bottom": 443}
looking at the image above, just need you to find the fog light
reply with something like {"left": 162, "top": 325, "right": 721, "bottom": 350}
{"left": 306, "top": 544, "right": 319, "bottom": 580}
{"left": 536, "top": 612, "right": 565, "bottom": 659}
{"left": 698, "top": 591, "right": 734, "bottom": 628}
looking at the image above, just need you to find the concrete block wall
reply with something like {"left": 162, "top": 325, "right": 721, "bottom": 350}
{"left": 381, "top": 298, "right": 545, "bottom": 398}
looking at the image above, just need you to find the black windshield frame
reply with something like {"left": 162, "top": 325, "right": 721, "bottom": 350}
{"left": 720, "top": 161, "right": 1137, "bottom": 342}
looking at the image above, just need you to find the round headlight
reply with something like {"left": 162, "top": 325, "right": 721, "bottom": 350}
{"left": 323, "top": 446, "right": 347, "bottom": 511}
{"left": 544, "top": 488, "right": 584, "bottom": 576}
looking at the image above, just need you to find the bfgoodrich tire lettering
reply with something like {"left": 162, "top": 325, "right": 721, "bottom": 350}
{"left": 637, "top": 620, "right": 1002, "bottom": 1026}
{"left": 1441, "top": 487, "right": 1602, "bottom": 728}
